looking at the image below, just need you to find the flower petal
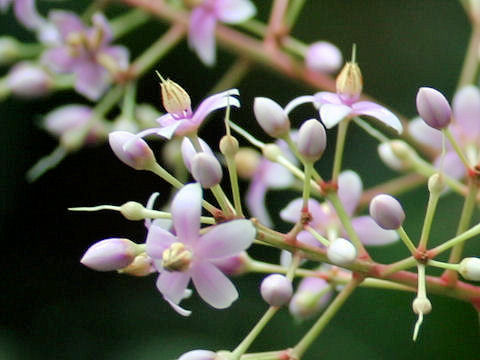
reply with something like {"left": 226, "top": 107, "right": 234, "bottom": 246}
{"left": 280, "top": 198, "right": 327, "bottom": 226}
{"left": 337, "top": 170, "right": 362, "bottom": 216}
{"left": 156, "top": 271, "right": 191, "bottom": 304}
{"left": 434, "top": 151, "right": 466, "bottom": 180}
{"left": 74, "top": 62, "right": 110, "bottom": 100}
{"left": 171, "top": 183, "right": 202, "bottom": 246}
{"left": 196, "top": 220, "right": 255, "bottom": 259}
{"left": 100, "top": 45, "right": 130, "bottom": 70}
{"left": 191, "top": 89, "right": 240, "bottom": 128}
{"left": 164, "top": 296, "right": 192, "bottom": 317}
{"left": 319, "top": 103, "right": 352, "bottom": 128}
{"left": 408, "top": 117, "right": 442, "bottom": 149}
{"left": 352, "top": 101, "right": 403, "bottom": 134}
{"left": 189, "top": 7, "right": 217, "bottom": 66}
{"left": 284, "top": 95, "right": 317, "bottom": 115}
{"left": 191, "top": 261, "right": 238, "bottom": 308}
{"left": 91, "top": 12, "right": 113, "bottom": 44}
{"left": 351, "top": 216, "right": 398, "bottom": 246}
{"left": 146, "top": 224, "right": 177, "bottom": 258}
{"left": 42, "top": 47, "right": 76, "bottom": 73}
{"left": 262, "top": 161, "right": 294, "bottom": 188}
{"left": 314, "top": 91, "right": 343, "bottom": 106}
{"left": 49, "top": 10, "right": 85, "bottom": 39}
{"left": 246, "top": 174, "right": 271, "bottom": 226}
{"left": 216, "top": 0, "right": 256, "bottom": 23}
{"left": 452, "top": 85, "right": 480, "bottom": 137}
{"left": 14, "top": 0, "right": 45, "bottom": 29}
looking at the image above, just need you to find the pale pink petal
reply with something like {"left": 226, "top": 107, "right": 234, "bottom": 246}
{"left": 146, "top": 225, "right": 177, "bottom": 258}
{"left": 408, "top": 117, "right": 442, "bottom": 149}
{"left": 157, "top": 113, "right": 176, "bottom": 126}
{"left": 74, "top": 62, "right": 110, "bottom": 100}
{"left": 0, "top": 0, "right": 12, "bottom": 11}
{"left": 337, "top": 170, "right": 362, "bottom": 216}
{"left": 351, "top": 216, "right": 398, "bottom": 246}
{"left": 284, "top": 95, "right": 317, "bottom": 115}
{"left": 91, "top": 12, "right": 113, "bottom": 44}
{"left": 196, "top": 220, "right": 255, "bottom": 259}
{"left": 191, "top": 89, "right": 240, "bottom": 127}
{"left": 144, "top": 192, "right": 160, "bottom": 229}
{"left": 189, "top": 7, "right": 217, "bottom": 66}
{"left": 216, "top": 0, "right": 256, "bottom": 23}
{"left": 14, "top": 0, "right": 45, "bottom": 29}
{"left": 191, "top": 261, "right": 238, "bottom": 308}
{"left": 314, "top": 91, "right": 343, "bottom": 106}
{"left": 156, "top": 122, "right": 181, "bottom": 139}
{"left": 164, "top": 296, "right": 192, "bottom": 316}
{"left": 100, "top": 45, "right": 130, "bottom": 70}
{"left": 297, "top": 230, "right": 323, "bottom": 247}
{"left": 49, "top": 10, "right": 85, "bottom": 39}
{"left": 452, "top": 85, "right": 480, "bottom": 137}
{"left": 433, "top": 151, "right": 466, "bottom": 180}
{"left": 181, "top": 137, "right": 214, "bottom": 172}
{"left": 42, "top": 47, "right": 76, "bottom": 73}
{"left": 246, "top": 176, "right": 272, "bottom": 226}
{"left": 262, "top": 162, "right": 294, "bottom": 188}
{"left": 319, "top": 103, "right": 352, "bottom": 128}
{"left": 171, "top": 183, "right": 202, "bottom": 246}
{"left": 352, "top": 101, "right": 403, "bottom": 134}
{"left": 157, "top": 271, "right": 191, "bottom": 304}
{"left": 280, "top": 198, "right": 328, "bottom": 226}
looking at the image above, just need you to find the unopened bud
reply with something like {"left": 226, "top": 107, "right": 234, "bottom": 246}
{"left": 158, "top": 73, "right": 192, "bottom": 116}
{"left": 120, "top": 201, "right": 145, "bottom": 221}
{"left": 253, "top": 97, "right": 290, "bottom": 138}
{"left": 43, "top": 105, "right": 92, "bottom": 138}
{"left": 305, "top": 41, "right": 343, "bottom": 74}
{"left": 262, "top": 143, "right": 282, "bottom": 162}
{"left": 260, "top": 274, "right": 293, "bottom": 306}
{"left": 378, "top": 142, "right": 409, "bottom": 171}
{"left": 109, "top": 131, "right": 156, "bottom": 170}
{"left": 427, "top": 173, "right": 444, "bottom": 194}
{"left": 289, "top": 277, "right": 332, "bottom": 319}
{"left": 390, "top": 140, "right": 416, "bottom": 162}
{"left": 219, "top": 135, "right": 239, "bottom": 157}
{"left": 416, "top": 87, "right": 452, "bottom": 130}
{"left": 118, "top": 253, "right": 155, "bottom": 276}
{"left": 178, "top": 350, "right": 217, "bottom": 360}
{"left": 181, "top": 137, "right": 214, "bottom": 172}
{"left": 191, "top": 152, "right": 223, "bottom": 188}
{"left": 0, "top": 37, "right": 20, "bottom": 65}
{"left": 327, "top": 238, "right": 357, "bottom": 266}
{"left": 459, "top": 257, "right": 480, "bottom": 281}
{"left": 162, "top": 242, "right": 193, "bottom": 272}
{"left": 234, "top": 148, "right": 261, "bottom": 179}
{"left": 369, "top": 194, "right": 405, "bottom": 230}
{"left": 81, "top": 238, "right": 140, "bottom": 271}
{"left": 412, "top": 297, "right": 432, "bottom": 315}
{"left": 336, "top": 59, "right": 363, "bottom": 103}
{"left": 297, "top": 119, "right": 327, "bottom": 162}
{"left": 7, "top": 62, "right": 52, "bottom": 98}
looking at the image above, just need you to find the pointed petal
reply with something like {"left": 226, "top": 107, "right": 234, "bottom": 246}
{"left": 434, "top": 151, "right": 466, "bottom": 180}
{"left": 146, "top": 224, "right": 177, "bottom": 258}
{"left": 352, "top": 101, "right": 403, "bottom": 134}
{"left": 314, "top": 91, "right": 343, "bottom": 106}
{"left": 337, "top": 170, "right": 362, "bottom": 215}
{"left": 189, "top": 7, "right": 217, "bottom": 66}
{"left": 452, "top": 85, "right": 480, "bottom": 136}
{"left": 408, "top": 117, "right": 442, "bottom": 149}
{"left": 74, "top": 62, "right": 110, "bottom": 100}
{"left": 49, "top": 10, "right": 85, "bottom": 39}
{"left": 14, "top": 0, "right": 45, "bottom": 29}
{"left": 171, "top": 183, "right": 202, "bottom": 246}
{"left": 351, "top": 216, "right": 398, "bottom": 246}
{"left": 284, "top": 95, "right": 317, "bottom": 115}
{"left": 246, "top": 176, "right": 272, "bottom": 227}
{"left": 156, "top": 271, "right": 191, "bottom": 304}
{"left": 196, "top": 220, "right": 255, "bottom": 259}
{"left": 191, "top": 89, "right": 240, "bottom": 128}
{"left": 164, "top": 296, "right": 192, "bottom": 316}
{"left": 216, "top": 0, "right": 256, "bottom": 23}
{"left": 262, "top": 161, "right": 294, "bottom": 188}
{"left": 319, "top": 103, "right": 352, "bottom": 128}
{"left": 191, "top": 262, "right": 238, "bottom": 308}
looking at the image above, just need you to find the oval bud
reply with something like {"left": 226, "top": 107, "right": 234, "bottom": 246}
{"left": 235, "top": 148, "right": 261, "bottom": 179}
{"left": 427, "top": 173, "right": 445, "bottom": 195}
{"left": 297, "top": 119, "right": 327, "bottom": 162}
{"left": 81, "top": 238, "right": 140, "bottom": 271}
{"left": 369, "top": 194, "right": 405, "bottom": 230}
{"left": 416, "top": 87, "right": 452, "bottom": 129}
{"left": 390, "top": 140, "right": 417, "bottom": 162}
{"left": 181, "top": 137, "right": 214, "bottom": 172}
{"left": 7, "top": 62, "right": 52, "bottom": 98}
{"left": 305, "top": 41, "right": 343, "bottom": 74}
{"left": 158, "top": 74, "right": 192, "bottom": 117}
{"left": 327, "top": 238, "right": 357, "bottom": 266}
{"left": 260, "top": 274, "right": 293, "bottom": 306}
{"left": 109, "top": 131, "right": 156, "bottom": 170}
{"left": 191, "top": 152, "right": 223, "bottom": 188}
{"left": 178, "top": 350, "right": 217, "bottom": 360}
{"left": 377, "top": 142, "right": 408, "bottom": 171}
{"left": 219, "top": 135, "right": 239, "bottom": 157}
{"left": 253, "top": 97, "right": 290, "bottom": 138}
{"left": 412, "top": 297, "right": 432, "bottom": 315}
{"left": 459, "top": 257, "right": 480, "bottom": 281}
{"left": 120, "top": 201, "right": 146, "bottom": 221}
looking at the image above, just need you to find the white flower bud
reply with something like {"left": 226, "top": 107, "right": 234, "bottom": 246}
{"left": 191, "top": 152, "right": 223, "bottom": 188}
{"left": 327, "top": 238, "right": 357, "bottom": 266}
{"left": 7, "top": 62, "right": 52, "bottom": 98}
{"left": 219, "top": 135, "right": 239, "bottom": 157}
{"left": 428, "top": 173, "right": 445, "bottom": 195}
{"left": 260, "top": 274, "right": 293, "bottom": 306}
{"left": 305, "top": 41, "right": 343, "bottom": 74}
{"left": 459, "top": 257, "right": 480, "bottom": 281}
{"left": 369, "top": 194, "right": 405, "bottom": 230}
{"left": 416, "top": 87, "right": 451, "bottom": 130}
{"left": 178, "top": 349, "right": 216, "bottom": 360}
{"left": 378, "top": 142, "right": 408, "bottom": 171}
{"left": 254, "top": 97, "right": 290, "bottom": 138}
{"left": 297, "top": 119, "right": 327, "bottom": 162}
{"left": 81, "top": 238, "right": 140, "bottom": 271}
{"left": 181, "top": 137, "right": 213, "bottom": 172}
{"left": 120, "top": 201, "right": 146, "bottom": 221}
{"left": 262, "top": 143, "right": 283, "bottom": 162}
{"left": 412, "top": 297, "right": 432, "bottom": 315}
{"left": 109, "top": 131, "right": 156, "bottom": 170}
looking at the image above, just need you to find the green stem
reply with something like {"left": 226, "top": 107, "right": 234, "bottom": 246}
{"left": 418, "top": 183, "right": 441, "bottom": 250}
{"left": 353, "top": 117, "right": 390, "bottom": 143}
{"left": 457, "top": 24, "right": 480, "bottom": 88}
{"left": 397, "top": 227, "right": 417, "bottom": 254}
{"left": 302, "top": 162, "right": 313, "bottom": 209}
{"left": 285, "top": 0, "right": 307, "bottom": 29}
{"left": 380, "top": 256, "right": 417, "bottom": 277}
{"left": 429, "top": 220, "right": 480, "bottom": 256}
{"left": 122, "top": 81, "right": 137, "bottom": 120}
{"left": 305, "top": 226, "right": 330, "bottom": 247}
{"left": 331, "top": 119, "right": 349, "bottom": 182}
{"left": 444, "top": 128, "right": 471, "bottom": 170}
{"left": 292, "top": 278, "right": 360, "bottom": 359}
{"left": 211, "top": 184, "right": 235, "bottom": 216}
{"left": 111, "top": 8, "right": 151, "bottom": 39}
{"left": 428, "top": 259, "right": 460, "bottom": 271}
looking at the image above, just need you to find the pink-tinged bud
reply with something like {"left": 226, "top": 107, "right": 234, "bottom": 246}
{"left": 253, "top": 97, "right": 290, "bottom": 138}
{"left": 118, "top": 253, "right": 155, "bottom": 276}
{"left": 260, "top": 274, "right": 293, "bottom": 306}
{"left": 211, "top": 252, "right": 248, "bottom": 276}
{"left": 369, "top": 194, "right": 405, "bottom": 230}
{"left": 234, "top": 147, "right": 261, "bottom": 179}
{"left": 178, "top": 350, "right": 216, "bottom": 360}
{"left": 43, "top": 105, "right": 92, "bottom": 138}
{"left": 81, "top": 238, "right": 140, "bottom": 271}
{"left": 7, "top": 62, "right": 52, "bottom": 98}
{"left": 305, "top": 41, "right": 343, "bottom": 74}
{"left": 459, "top": 257, "right": 480, "bottom": 281}
{"left": 297, "top": 119, "right": 327, "bottom": 162}
{"left": 181, "top": 137, "right": 213, "bottom": 172}
{"left": 108, "top": 131, "right": 156, "bottom": 170}
{"left": 327, "top": 238, "right": 357, "bottom": 266}
{"left": 289, "top": 277, "right": 332, "bottom": 319}
{"left": 416, "top": 87, "right": 452, "bottom": 129}
{"left": 191, "top": 152, "right": 223, "bottom": 188}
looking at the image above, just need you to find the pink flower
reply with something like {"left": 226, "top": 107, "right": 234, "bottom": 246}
{"left": 280, "top": 170, "right": 398, "bottom": 247}
{"left": 135, "top": 89, "right": 240, "bottom": 140}
{"left": 1, "top": 0, "right": 45, "bottom": 30}
{"left": 189, "top": 0, "right": 256, "bottom": 65}
{"left": 42, "top": 11, "right": 129, "bottom": 100}
{"left": 146, "top": 183, "right": 256, "bottom": 315}
{"left": 409, "top": 85, "right": 480, "bottom": 179}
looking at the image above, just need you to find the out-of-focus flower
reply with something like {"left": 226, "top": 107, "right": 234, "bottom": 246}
{"left": 280, "top": 170, "right": 398, "bottom": 247}
{"left": 305, "top": 41, "right": 343, "bottom": 74}
{"left": 146, "top": 183, "right": 255, "bottom": 315}
{"left": 1, "top": 0, "right": 45, "bottom": 30}
{"left": 289, "top": 276, "right": 332, "bottom": 319}
{"left": 109, "top": 131, "right": 156, "bottom": 171}
{"left": 42, "top": 11, "right": 129, "bottom": 100}
{"left": 188, "top": 0, "right": 256, "bottom": 65}
{"left": 6, "top": 61, "right": 52, "bottom": 98}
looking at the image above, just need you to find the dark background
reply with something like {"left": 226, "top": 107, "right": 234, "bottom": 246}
{"left": 1, "top": 1, "right": 479, "bottom": 359}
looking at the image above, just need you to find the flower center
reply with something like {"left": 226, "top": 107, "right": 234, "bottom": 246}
{"left": 162, "top": 242, "right": 193, "bottom": 272}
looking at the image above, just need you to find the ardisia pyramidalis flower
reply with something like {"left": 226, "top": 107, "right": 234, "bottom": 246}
{"left": 305, "top": 41, "right": 343, "bottom": 74}
{"left": 296, "top": 119, "right": 327, "bottom": 162}
{"left": 181, "top": 137, "right": 215, "bottom": 172}
{"left": 191, "top": 152, "right": 223, "bottom": 188}
{"left": 42, "top": 11, "right": 129, "bottom": 100}
{"left": 280, "top": 170, "right": 398, "bottom": 247}
{"left": 253, "top": 97, "right": 291, "bottom": 138}
{"left": 188, "top": 0, "right": 256, "bottom": 66}
{"left": 81, "top": 238, "right": 141, "bottom": 271}
{"left": 109, "top": 131, "right": 156, "bottom": 170}
{"left": 146, "top": 183, "right": 256, "bottom": 315}
{"left": 135, "top": 77, "right": 240, "bottom": 140}
{"left": 260, "top": 274, "right": 293, "bottom": 306}
{"left": 409, "top": 85, "right": 480, "bottom": 179}
{"left": 416, "top": 87, "right": 452, "bottom": 130}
